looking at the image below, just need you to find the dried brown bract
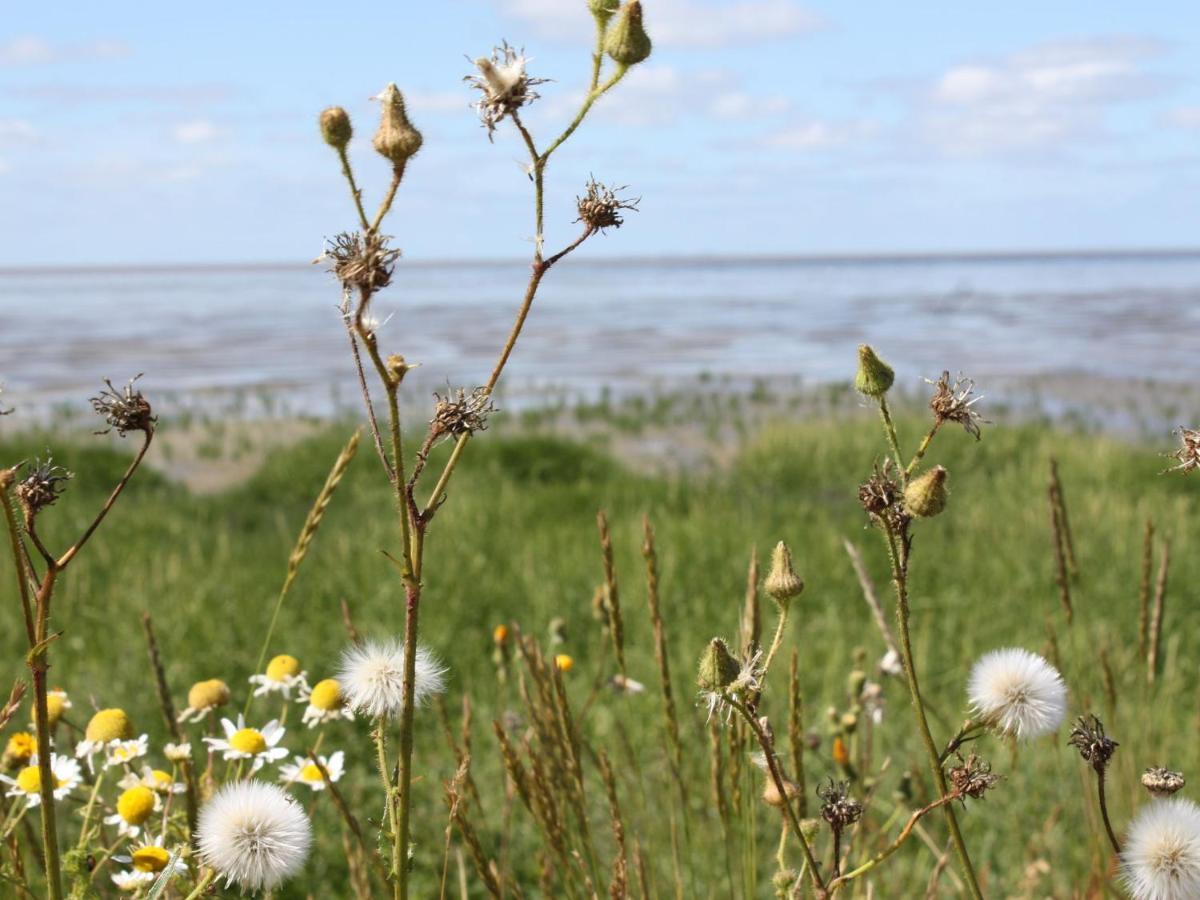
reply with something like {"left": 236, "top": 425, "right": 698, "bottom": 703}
{"left": 1142, "top": 766, "right": 1185, "bottom": 797}
{"left": 1164, "top": 426, "right": 1200, "bottom": 474}
{"left": 325, "top": 231, "right": 400, "bottom": 293}
{"left": 948, "top": 752, "right": 1000, "bottom": 801}
{"left": 1068, "top": 714, "right": 1118, "bottom": 774}
{"left": 576, "top": 179, "right": 639, "bottom": 232}
{"left": 927, "top": 371, "right": 986, "bottom": 439}
{"left": 817, "top": 778, "right": 863, "bottom": 830}
{"left": 90, "top": 375, "right": 155, "bottom": 436}
{"left": 430, "top": 387, "right": 495, "bottom": 442}
{"left": 465, "top": 42, "right": 549, "bottom": 139}
{"left": 858, "top": 459, "right": 901, "bottom": 517}
{"left": 15, "top": 457, "right": 72, "bottom": 516}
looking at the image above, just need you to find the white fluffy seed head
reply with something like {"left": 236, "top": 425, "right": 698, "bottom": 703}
{"left": 337, "top": 639, "right": 447, "bottom": 720}
{"left": 196, "top": 780, "right": 312, "bottom": 891}
{"left": 967, "top": 647, "right": 1067, "bottom": 740}
{"left": 1122, "top": 798, "right": 1200, "bottom": 900}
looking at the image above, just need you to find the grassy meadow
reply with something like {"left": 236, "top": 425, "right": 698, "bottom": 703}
{"left": 1, "top": 400, "right": 1197, "bottom": 897}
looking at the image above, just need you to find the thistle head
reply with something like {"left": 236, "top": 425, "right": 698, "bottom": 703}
{"left": 15, "top": 457, "right": 72, "bottom": 518}
{"left": 1068, "top": 714, "right": 1118, "bottom": 774}
{"left": 947, "top": 752, "right": 1001, "bottom": 802}
{"left": 818, "top": 779, "right": 863, "bottom": 832}
{"left": 429, "top": 388, "right": 495, "bottom": 442}
{"left": 465, "top": 43, "right": 548, "bottom": 139}
{"left": 91, "top": 375, "right": 154, "bottom": 437}
{"left": 325, "top": 231, "right": 400, "bottom": 293}
{"left": 696, "top": 638, "right": 740, "bottom": 695}
{"left": 604, "top": 1, "right": 652, "bottom": 68}
{"left": 1165, "top": 426, "right": 1200, "bottom": 475}
{"left": 371, "top": 84, "right": 423, "bottom": 165}
{"left": 576, "top": 178, "right": 639, "bottom": 232}
{"left": 854, "top": 344, "right": 894, "bottom": 398}
{"left": 927, "top": 371, "right": 986, "bottom": 439}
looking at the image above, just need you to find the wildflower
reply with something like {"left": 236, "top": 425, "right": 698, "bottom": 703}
{"left": 163, "top": 742, "right": 192, "bottom": 764}
{"left": 104, "top": 785, "right": 160, "bottom": 838}
{"left": 763, "top": 540, "right": 804, "bottom": 608}
{"left": 878, "top": 648, "right": 903, "bottom": 677}
{"left": 337, "top": 639, "right": 447, "bottom": 720}
{"left": 319, "top": 106, "right": 352, "bottom": 150}
{"left": 33, "top": 688, "right": 71, "bottom": 730}
{"left": 465, "top": 42, "right": 548, "bottom": 138}
{"left": 90, "top": 375, "right": 155, "bottom": 436}
{"left": 947, "top": 753, "right": 1001, "bottom": 801}
{"left": 904, "top": 466, "right": 949, "bottom": 518}
{"left": 249, "top": 654, "right": 308, "bottom": 700}
{"left": 854, "top": 345, "right": 894, "bottom": 398}
{"left": 968, "top": 648, "right": 1067, "bottom": 740}
{"left": 554, "top": 654, "right": 575, "bottom": 673}
{"left": 1144, "top": 768, "right": 1187, "bottom": 799}
{"left": 105, "top": 734, "right": 150, "bottom": 768}
{"left": 1, "top": 754, "right": 81, "bottom": 804}
{"left": 371, "top": 83, "right": 423, "bottom": 165}
{"left": 493, "top": 624, "right": 509, "bottom": 645}
{"left": 15, "top": 458, "right": 72, "bottom": 517}
{"left": 696, "top": 638, "right": 761, "bottom": 722}
{"left": 203, "top": 716, "right": 288, "bottom": 773}
{"left": 279, "top": 751, "right": 345, "bottom": 792}
{"left": 76, "top": 708, "right": 134, "bottom": 759}
{"left": 1121, "top": 797, "right": 1200, "bottom": 899}
{"left": 1164, "top": 427, "right": 1200, "bottom": 475}
{"left": 927, "top": 371, "right": 986, "bottom": 439}
{"left": 604, "top": 1, "right": 653, "bottom": 67}
{"left": 576, "top": 178, "right": 639, "bottom": 233}
{"left": 298, "top": 678, "right": 354, "bottom": 728}
{"left": 819, "top": 778, "right": 864, "bottom": 831}
{"left": 3, "top": 732, "right": 36, "bottom": 769}
{"left": 111, "top": 837, "right": 188, "bottom": 890}
{"left": 178, "top": 678, "right": 231, "bottom": 723}
{"left": 1068, "top": 714, "right": 1118, "bottom": 774}
{"left": 325, "top": 231, "right": 400, "bottom": 293}
{"left": 197, "top": 780, "right": 312, "bottom": 892}
{"left": 430, "top": 387, "right": 494, "bottom": 443}
{"left": 119, "top": 765, "right": 185, "bottom": 796}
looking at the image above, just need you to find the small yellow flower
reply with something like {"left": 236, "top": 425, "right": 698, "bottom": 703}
{"left": 178, "top": 679, "right": 230, "bottom": 723}
{"left": 16, "top": 766, "right": 43, "bottom": 794}
{"left": 249, "top": 654, "right": 308, "bottom": 699}
{"left": 118, "top": 787, "right": 156, "bottom": 825}
{"left": 203, "top": 716, "right": 288, "bottom": 773}
{"left": 308, "top": 679, "right": 342, "bottom": 712}
{"left": 554, "top": 654, "right": 574, "bottom": 673}
{"left": 131, "top": 845, "right": 171, "bottom": 873}
{"left": 1, "top": 754, "right": 81, "bottom": 804}
{"left": 4, "top": 732, "right": 36, "bottom": 767}
{"left": 85, "top": 709, "right": 133, "bottom": 744}
{"left": 493, "top": 624, "right": 509, "bottom": 644}
{"left": 36, "top": 690, "right": 71, "bottom": 728}
{"left": 298, "top": 678, "right": 353, "bottom": 728}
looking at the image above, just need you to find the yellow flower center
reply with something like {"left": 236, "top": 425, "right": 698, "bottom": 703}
{"left": 45, "top": 693, "right": 67, "bottom": 727}
{"left": 131, "top": 845, "right": 171, "bottom": 873}
{"left": 150, "top": 770, "right": 174, "bottom": 791}
{"left": 309, "top": 679, "right": 342, "bottom": 711}
{"left": 299, "top": 763, "right": 324, "bottom": 782}
{"left": 187, "top": 679, "right": 230, "bottom": 712}
{"left": 85, "top": 709, "right": 133, "bottom": 744}
{"left": 5, "top": 732, "right": 35, "bottom": 763}
{"left": 229, "top": 728, "right": 267, "bottom": 755}
{"left": 265, "top": 654, "right": 300, "bottom": 682}
{"left": 15, "top": 766, "right": 62, "bottom": 794}
{"left": 554, "top": 654, "right": 574, "bottom": 672}
{"left": 117, "top": 787, "right": 156, "bottom": 825}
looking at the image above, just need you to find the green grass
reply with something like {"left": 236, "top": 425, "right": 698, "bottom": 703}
{"left": 1, "top": 413, "right": 1197, "bottom": 896}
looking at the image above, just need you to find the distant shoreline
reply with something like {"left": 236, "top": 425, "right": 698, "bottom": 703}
{"left": 3, "top": 246, "right": 1200, "bottom": 277}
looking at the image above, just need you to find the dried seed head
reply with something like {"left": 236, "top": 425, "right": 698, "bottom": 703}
{"left": 589, "top": 0, "right": 621, "bottom": 26}
{"left": 372, "top": 84, "right": 423, "bottom": 165}
{"left": 319, "top": 106, "right": 353, "bottom": 150}
{"left": 604, "top": 1, "right": 652, "bottom": 68}
{"left": 818, "top": 779, "right": 863, "bottom": 831}
{"left": 904, "top": 466, "right": 948, "bottom": 518}
{"left": 1068, "top": 714, "right": 1118, "bottom": 773}
{"left": 325, "top": 231, "right": 400, "bottom": 293}
{"left": 465, "top": 43, "right": 549, "bottom": 139}
{"left": 858, "top": 459, "right": 902, "bottom": 517}
{"left": 947, "top": 752, "right": 1001, "bottom": 801}
{"left": 15, "top": 458, "right": 72, "bottom": 517}
{"left": 763, "top": 540, "right": 804, "bottom": 607}
{"left": 854, "top": 344, "right": 894, "bottom": 398}
{"left": 696, "top": 638, "right": 740, "bottom": 694}
{"left": 927, "top": 371, "right": 986, "bottom": 440}
{"left": 90, "top": 375, "right": 155, "bottom": 437}
{"left": 1164, "top": 427, "right": 1200, "bottom": 475}
{"left": 429, "top": 387, "right": 495, "bottom": 442}
{"left": 385, "top": 354, "right": 417, "bottom": 385}
{"left": 1142, "top": 767, "right": 1186, "bottom": 798}
{"left": 576, "top": 178, "right": 639, "bottom": 232}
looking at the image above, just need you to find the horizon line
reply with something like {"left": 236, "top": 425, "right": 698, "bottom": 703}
{"left": 2, "top": 245, "right": 1199, "bottom": 276}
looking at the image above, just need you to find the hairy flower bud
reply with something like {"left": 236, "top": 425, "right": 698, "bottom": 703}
{"left": 854, "top": 344, "right": 894, "bottom": 398}
{"left": 604, "top": 1, "right": 652, "bottom": 68}
{"left": 764, "top": 540, "right": 804, "bottom": 607}
{"left": 697, "top": 638, "right": 740, "bottom": 694}
{"left": 319, "top": 106, "right": 353, "bottom": 150}
{"left": 589, "top": 0, "right": 620, "bottom": 25}
{"left": 904, "top": 466, "right": 948, "bottom": 518}
{"left": 372, "top": 84, "right": 423, "bottom": 165}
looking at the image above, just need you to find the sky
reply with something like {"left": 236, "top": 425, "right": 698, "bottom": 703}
{"left": 2, "top": 1, "right": 1199, "bottom": 265}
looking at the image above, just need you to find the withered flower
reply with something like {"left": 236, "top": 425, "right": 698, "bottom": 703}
{"left": 576, "top": 179, "right": 639, "bottom": 232}
{"left": 16, "top": 458, "right": 72, "bottom": 516}
{"left": 429, "top": 388, "right": 494, "bottom": 442}
{"left": 858, "top": 459, "right": 901, "bottom": 516}
{"left": 817, "top": 778, "right": 863, "bottom": 831}
{"left": 465, "top": 43, "right": 549, "bottom": 139}
{"left": 1164, "top": 426, "right": 1200, "bottom": 475}
{"left": 947, "top": 752, "right": 1001, "bottom": 802}
{"left": 324, "top": 231, "right": 400, "bottom": 293}
{"left": 927, "top": 371, "right": 986, "bottom": 440}
{"left": 1068, "top": 714, "right": 1118, "bottom": 774}
{"left": 91, "top": 375, "right": 155, "bottom": 437}
{"left": 1142, "top": 767, "right": 1186, "bottom": 798}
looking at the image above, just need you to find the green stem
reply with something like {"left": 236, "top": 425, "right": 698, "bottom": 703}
{"left": 370, "top": 162, "right": 407, "bottom": 234}
{"left": 30, "top": 568, "right": 63, "bottom": 900}
{"left": 828, "top": 793, "right": 959, "bottom": 892}
{"left": 374, "top": 721, "right": 401, "bottom": 899}
{"left": 541, "top": 66, "right": 629, "bottom": 162}
{"left": 394, "top": 582, "right": 421, "bottom": 900}
{"left": 905, "top": 422, "right": 942, "bottom": 479}
{"left": 336, "top": 146, "right": 371, "bottom": 232}
{"left": 182, "top": 870, "right": 215, "bottom": 900}
{"left": 877, "top": 397, "right": 906, "bottom": 482}
{"left": 76, "top": 771, "right": 104, "bottom": 849}
{"left": 761, "top": 605, "right": 789, "bottom": 682}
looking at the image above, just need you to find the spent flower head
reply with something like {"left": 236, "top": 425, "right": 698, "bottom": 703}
{"left": 465, "top": 42, "right": 549, "bottom": 139}
{"left": 90, "top": 375, "right": 155, "bottom": 437}
{"left": 430, "top": 387, "right": 495, "bottom": 442}
{"left": 15, "top": 457, "right": 72, "bottom": 517}
{"left": 1144, "top": 767, "right": 1187, "bottom": 799}
{"left": 1121, "top": 797, "right": 1200, "bottom": 900}
{"left": 325, "top": 231, "right": 400, "bottom": 294}
{"left": 947, "top": 752, "right": 1001, "bottom": 802}
{"left": 927, "top": 371, "right": 986, "bottom": 440}
{"left": 197, "top": 780, "right": 312, "bottom": 892}
{"left": 968, "top": 648, "right": 1067, "bottom": 740}
{"left": 1068, "top": 714, "right": 1118, "bottom": 774}
{"left": 576, "top": 178, "right": 639, "bottom": 232}
{"left": 696, "top": 638, "right": 761, "bottom": 723}
{"left": 818, "top": 778, "right": 864, "bottom": 831}
{"left": 1164, "top": 427, "right": 1200, "bottom": 475}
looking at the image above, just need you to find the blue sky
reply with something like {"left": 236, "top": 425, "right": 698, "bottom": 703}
{"left": 2, "top": 0, "right": 1198, "bottom": 265}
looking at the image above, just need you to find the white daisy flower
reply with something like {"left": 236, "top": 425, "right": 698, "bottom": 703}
{"left": 0, "top": 754, "right": 81, "bottom": 805}
{"left": 104, "top": 734, "right": 149, "bottom": 768}
{"left": 1122, "top": 797, "right": 1200, "bottom": 899}
{"left": 163, "top": 742, "right": 192, "bottom": 763}
{"left": 967, "top": 647, "right": 1067, "bottom": 740}
{"left": 297, "top": 678, "right": 354, "bottom": 728}
{"left": 203, "top": 716, "right": 288, "bottom": 774}
{"left": 279, "top": 751, "right": 344, "bottom": 792}
{"left": 112, "top": 836, "right": 188, "bottom": 888}
{"left": 249, "top": 654, "right": 308, "bottom": 699}
{"left": 197, "top": 780, "right": 312, "bottom": 891}
{"left": 75, "top": 708, "right": 135, "bottom": 760}
{"left": 110, "top": 870, "right": 153, "bottom": 891}
{"left": 118, "top": 765, "right": 186, "bottom": 796}
{"left": 337, "top": 639, "right": 447, "bottom": 720}
{"left": 177, "top": 679, "right": 231, "bottom": 723}
{"left": 103, "top": 785, "right": 161, "bottom": 838}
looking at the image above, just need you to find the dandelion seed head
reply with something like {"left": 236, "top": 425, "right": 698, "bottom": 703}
{"left": 197, "top": 780, "right": 312, "bottom": 892}
{"left": 337, "top": 639, "right": 447, "bottom": 720}
{"left": 967, "top": 648, "right": 1066, "bottom": 740}
{"left": 1122, "top": 797, "right": 1200, "bottom": 900}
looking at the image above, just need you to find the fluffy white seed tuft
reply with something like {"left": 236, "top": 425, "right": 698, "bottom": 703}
{"left": 967, "top": 647, "right": 1066, "bottom": 740}
{"left": 1122, "top": 798, "right": 1200, "bottom": 900}
{"left": 196, "top": 780, "right": 312, "bottom": 891}
{"left": 337, "top": 639, "right": 447, "bottom": 720}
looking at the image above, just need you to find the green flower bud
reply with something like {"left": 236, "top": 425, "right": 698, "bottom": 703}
{"left": 697, "top": 638, "right": 740, "bottom": 693}
{"left": 319, "top": 106, "right": 352, "bottom": 150}
{"left": 372, "top": 83, "right": 423, "bottom": 165}
{"left": 764, "top": 540, "right": 804, "bottom": 608}
{"left": 854, "top": 344, "right": 895, "bottom": 398}
{"left": 589, "top": 0, "right": 620, "bottom": 26}
{"left": 904, "top": 466, "right": 949, "bottom": 518}
{"left": 604, "top": 1, "right": 652, "bottom": 68}
{"left": 847, "top": 669, "right": 867, "bottom": 699}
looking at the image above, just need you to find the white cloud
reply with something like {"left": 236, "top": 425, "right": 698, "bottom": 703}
{"left": 500, "top": 0, "right": 822, "bottom": 47}
{"left": 0, "top": 36, "right": 131, "bottom": 66}
{"left": 172, "top": 120, "right": 224, "bottom": 145}
{"left": 0, "top": 120, "right": 38, "bottom": 145}
{"left": 764, "top": 118, "right": 875, "bottom": 150}
{"left": 921, "top": 36, "right": 1165, "bottom": 157}
{"left": 1167, "top": 107, "right": 1200, "bottom": 129}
